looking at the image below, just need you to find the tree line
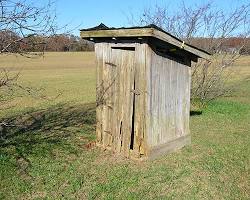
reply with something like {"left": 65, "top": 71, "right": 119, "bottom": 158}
{"left": 1, "top": 29, "right": 249, "bottom": 54}
{"left": 0, "top": 30, "right": 94, "bottom": 53}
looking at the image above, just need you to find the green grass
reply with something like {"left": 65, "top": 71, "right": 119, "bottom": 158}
{"left": 0, "top": 52, "right": 96, "bottom": 118}
{"left": 0, "top": 52, "right": 250, "bottom": 199}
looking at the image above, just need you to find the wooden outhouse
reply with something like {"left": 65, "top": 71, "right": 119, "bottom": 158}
{"left": 80, "top": 24, "right": 210, "bottom": 160}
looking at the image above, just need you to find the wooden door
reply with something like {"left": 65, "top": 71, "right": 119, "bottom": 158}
{"left": 101, "top": 47, "right": 136, "bottom": 157}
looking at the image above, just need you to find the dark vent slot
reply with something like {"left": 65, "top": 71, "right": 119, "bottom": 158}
{"left": 111, "top": 47, "right": 135, "bottom": 51}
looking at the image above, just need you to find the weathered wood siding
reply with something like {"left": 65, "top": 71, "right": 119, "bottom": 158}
{"left": 95, "top": 42, "right": 191, "bottom": 160}
{"left": 146, "top": 48, "right": 191, "bottom": 149}
{"left": 132, "top": 43, "right": 148, "bottom": 158}
{"left": 95, "top": 43, "right": 147, "bottom": 158}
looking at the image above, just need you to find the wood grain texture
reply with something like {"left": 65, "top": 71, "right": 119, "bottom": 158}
{"left": 95, "top": 43, "right": 104, "bottom": 144}
{"left": 146, "top": 48, "right": 191, "bottom": 149}
{"left": 95, "top": 42, "right": 191, "bottom": 160}
{"left": 81, "top": 27, "right": 210, "bottom": 59}
{"left": 95, "top": 43, "right": 136, "bottom": 157}
{"left": 148, "top": 134, "right": 191, "bottom": 160}
{"left": 131, "top": 43, "right": 147, "bottom": 158}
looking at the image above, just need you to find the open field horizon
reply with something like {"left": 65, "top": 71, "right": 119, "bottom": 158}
{"left": 0, "top": 52, "right": 249, "bottom": 199}
{"left": 0, "top": 52, "right": 95, "bottom": 118}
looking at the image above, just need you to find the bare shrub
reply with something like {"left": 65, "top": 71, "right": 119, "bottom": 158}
{"left": 128, "top": 1, "right": 250, "bottom": 106}
{"left": 0, "top": 0, "right": 60, "bottom": 132}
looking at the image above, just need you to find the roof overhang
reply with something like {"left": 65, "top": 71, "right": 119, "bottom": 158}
{"left": 80, "top": 24, "right": 211, "bottom": 60}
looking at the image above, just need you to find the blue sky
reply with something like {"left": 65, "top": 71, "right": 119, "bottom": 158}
{"left": 54, "top": 0, "right": 249, "bottom": 35}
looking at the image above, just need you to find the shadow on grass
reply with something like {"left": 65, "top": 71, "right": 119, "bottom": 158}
{"left": 190, "top": 110, "right": 203, "bottom": 116}
{"left": 1, "top": 105, "right": 202, "bottom": 151}
{"left": 0, "top": 102, "right": 96, "bottom": 169}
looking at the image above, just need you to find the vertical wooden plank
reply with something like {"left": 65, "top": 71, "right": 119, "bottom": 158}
{"left": 132, "top": 43, "right": 147, "bottom": 158}
{"left": 95, "top": 43, "right": 104, "bottom": 144}
{"left": 177, "top": 61, "right": 182, "bottom": 137}
{"left": 101, "top": 43, "right": 112, "bottom": 149}
{"left": 146, "top": 47, "right": 156, "bottom": 148}
{"left": 143, "top": 44, "right": 152, "bottom": 157}
{"left": 108, "top": 44, "right": 116, "bottom": 149}
{"left": 122, "top": 50, "right": 129, "bottom": 154}
{"left": 110, "top": 48, "right": 118, "bottom": 152}
{"left": 129, "top": 49, "right": 136, "bottom": 156}
{"left": 185, "top": 59, "right": 192, "bottom": 136}
{"left": 106, "top": 43, "right": 112, "bottom": 148}
{"left": 117, "top": 49, "right": 124, "bottom": 153}
{"left": 116, "top": 49, "right": 123, "bottom": 153}
{"left": 171, "top": 58, "right": 177, "bottom": 141}
{"left": 161, "top": 56, "right": 167, "bottom": 143}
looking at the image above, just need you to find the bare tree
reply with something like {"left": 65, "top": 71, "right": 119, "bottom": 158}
{"left": 0, "top": 0, "right": 57, "bottom": 55}
{"left": 0, "top": 0, "right": 58, "bottom": 134}
{"left": 129, "top": 1, "right": 250, "bottom": 106}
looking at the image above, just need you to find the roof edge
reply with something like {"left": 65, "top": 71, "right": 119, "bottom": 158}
{"left": 80, "top": 24, "right": 211, "bottom": 60}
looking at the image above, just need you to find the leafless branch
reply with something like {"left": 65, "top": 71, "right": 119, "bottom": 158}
{"left": 129, "top": 1, "right": 250, "bottom": 106}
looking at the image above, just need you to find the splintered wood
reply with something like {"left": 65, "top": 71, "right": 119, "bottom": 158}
{"left": 95, "top": 43, "right": 146, "bottom": 159}
{"left": 95, "top": 42, "right": 191, "bottom": 160}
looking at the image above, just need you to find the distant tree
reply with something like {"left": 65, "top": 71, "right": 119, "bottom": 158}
{"left": 129, "top": 1, "right": 250, "bottom": 106}
{"left": 45, "top": 34, "right": 94, "bottom": 52}
{"left": 0, "top": 30, "right": 21, "bottom": 53}
{"left": 0, "top": 0, "right": 57, "bottom": 56}
{"left": 239, "top": 39, "right": 250, "bottom": 55}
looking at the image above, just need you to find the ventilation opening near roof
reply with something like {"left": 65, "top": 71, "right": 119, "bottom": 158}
{"left": 111, "top": 47, "right": 135, "bottom": 51}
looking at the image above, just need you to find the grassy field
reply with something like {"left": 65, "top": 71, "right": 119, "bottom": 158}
{"left": 0, "top": 52, "right": 249, "bottom": 199}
